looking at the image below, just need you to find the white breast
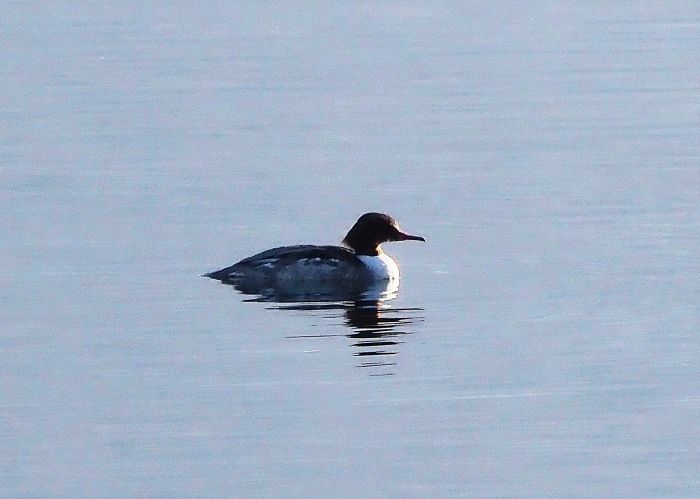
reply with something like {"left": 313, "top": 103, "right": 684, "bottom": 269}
{"left": 357, "top": 253, "right": 400, "bottom": 280}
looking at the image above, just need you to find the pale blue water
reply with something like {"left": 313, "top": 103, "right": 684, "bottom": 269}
{"left": 2, "top": 2, "right": 699, "bottom": 497}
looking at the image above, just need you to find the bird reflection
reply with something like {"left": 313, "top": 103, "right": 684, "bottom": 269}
{"left": 219, "top": 278, "right": 423, "bottom": 375}
{"left": 344, "top": 299, "right": 421, "bottom": 374}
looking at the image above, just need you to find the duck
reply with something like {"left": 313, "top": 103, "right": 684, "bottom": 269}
{"left": 205, "top": 212, "right": 424, "bottom": 285}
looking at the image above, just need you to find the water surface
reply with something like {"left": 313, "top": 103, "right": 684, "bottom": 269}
{"left": 2, "top": 2, "right": 699, "bottom": 497}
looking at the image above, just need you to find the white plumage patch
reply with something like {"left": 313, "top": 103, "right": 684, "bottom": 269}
{"left": 357, "top": 253, "right": 400, "bottom": 280}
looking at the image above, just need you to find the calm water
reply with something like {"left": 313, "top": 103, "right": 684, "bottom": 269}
{"left": 3, "top": 2, "right": 699, "bottom": 497}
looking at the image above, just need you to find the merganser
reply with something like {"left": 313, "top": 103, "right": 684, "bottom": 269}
{"left": 205, "top": 212, "right": 425, "bottom": 285}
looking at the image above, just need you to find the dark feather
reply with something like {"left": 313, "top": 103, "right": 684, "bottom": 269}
{"left": 205, "top": 245, "right": 364, "bottom": 282}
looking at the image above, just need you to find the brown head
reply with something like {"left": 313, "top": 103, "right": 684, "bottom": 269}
{"left": 341, "top": 212, "right": 425, "bottom": 256}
